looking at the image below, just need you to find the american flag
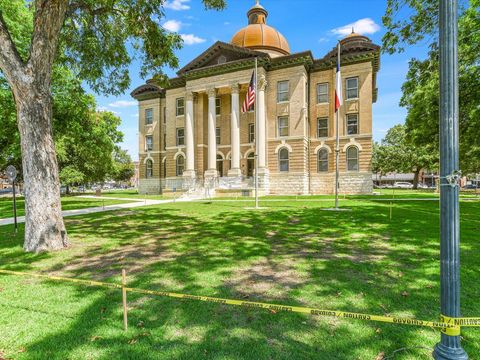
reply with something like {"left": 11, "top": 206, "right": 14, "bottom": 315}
{"left": 242, "top": 71, "right": 256, "bottom": 113}
{"left": 335, "top": 43, "right": 343, "bottom": 113}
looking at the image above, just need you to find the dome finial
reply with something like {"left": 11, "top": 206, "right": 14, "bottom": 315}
{"left": 256, "top": 0, "right": 260, "bottom": 4}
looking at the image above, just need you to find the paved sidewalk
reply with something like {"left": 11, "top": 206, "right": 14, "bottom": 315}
{"left": 0, "top": 196, "right": 185, "bottom": 227}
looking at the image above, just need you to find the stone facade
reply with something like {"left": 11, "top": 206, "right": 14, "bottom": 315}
{"left": 132, "top": 3, "right": 380, "bottom": 196}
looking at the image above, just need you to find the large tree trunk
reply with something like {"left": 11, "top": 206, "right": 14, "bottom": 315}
{"left": 413, "top": 168, "right": 421, "bottom": 190}
{"left": 16, "top": 90, "right": 68, "bottom": 252}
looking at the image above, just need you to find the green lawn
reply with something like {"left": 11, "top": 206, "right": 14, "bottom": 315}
{"left": 0, "top": 196, "right": 479, "bottom": 359}
{"left": 97, "top": 190, "right": 166, "bottom": 200}
{"left": 0, "top": 196, "right": 134, "bottom": 219}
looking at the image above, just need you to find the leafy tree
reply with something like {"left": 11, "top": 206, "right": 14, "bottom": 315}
{"left": 0, "top": 0, "right": 226, "bottom": 252}
{"left": 111, "top": 148, "right": 135, "bottom": 184}
{"left": 373, "top": 124, "right": 437, "bottom": 188}
{"left": 383, "top": 0, "right": 480, "bottom": 176}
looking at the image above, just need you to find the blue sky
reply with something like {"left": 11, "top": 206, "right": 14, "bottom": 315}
{"left": 93, "top": 0, "right": 429, "bottom": 161}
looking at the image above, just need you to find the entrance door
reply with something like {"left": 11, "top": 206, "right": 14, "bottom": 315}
{"left": 247, "top": 153, "right": 255, "bottom": 177}
{"left": 216, "top": 155, "right": 224, "bottom": 177}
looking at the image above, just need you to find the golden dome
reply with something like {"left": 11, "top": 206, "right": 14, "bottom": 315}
{"left": 231, "top": 1, "right": 290, "bottom": 57}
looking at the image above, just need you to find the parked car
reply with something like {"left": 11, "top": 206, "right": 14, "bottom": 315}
{"left": 417, "top": 183, "right": 429, "bottom": 189}
{"left": 463, "top": 184, "right": 478, "bottom": 190}
{"left": 393, "top": 182, "right": 414, "bottom": 189}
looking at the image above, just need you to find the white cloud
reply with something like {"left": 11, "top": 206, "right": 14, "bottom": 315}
{"left": 163, "top": 19, "right": 182, "bottom": 32}
{"left": 164, "top": 0, "right": 190, "bottom": 11}
{"left": 331, "top": 18, "right": 381, "bottom": 37}
{"left": 181, "top": 34, "right": 206, "bottom": 45}
{"left": 108, "top": 100, "right": 137, "bottom": 108}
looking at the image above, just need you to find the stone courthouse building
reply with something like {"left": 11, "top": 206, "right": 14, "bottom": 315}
{"left": 131, "top": 1, "right": 380, "bottom": 195}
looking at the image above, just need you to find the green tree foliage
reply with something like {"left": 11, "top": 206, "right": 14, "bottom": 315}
{"left": 111, "top": 148, "right": 135, "bottom": 183}
{"left": 373, "top": 124, "right": 437, "bottom": 188}
{"left": 383, "top": 0, "right": 480, "bottom": 175}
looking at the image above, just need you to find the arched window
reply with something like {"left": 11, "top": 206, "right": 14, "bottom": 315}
{"left": 346, "top": 146, "right": 359, "bottom": 171}
{"left": 318, "top": 148, "right": 329, "bottom": 172}
{"left": 278, "top": 148, "right": 289, "bottom": 172}
{"left": 176, "top": 155, "right": 185, "bottom": 177}
{"left": 146, "top": 159, "right": 153, "bottom": 178}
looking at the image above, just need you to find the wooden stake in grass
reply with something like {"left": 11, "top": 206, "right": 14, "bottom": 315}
{"left": 122, "top": 269, "right": 128, "bottom": 331}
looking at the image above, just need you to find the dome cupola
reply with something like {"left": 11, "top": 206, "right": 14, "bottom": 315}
{"left": 231, "top": 1, "right": 290, "bottom": 57}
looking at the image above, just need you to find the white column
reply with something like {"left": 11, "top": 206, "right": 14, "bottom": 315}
{"left": 205, "top": 87, "right": 218, "bottom": 177}
{"left": 257, "top": 75, "right": 267, "bottom": 169}
{"left": 184, "top": 91, "right": 196, "bottom": 178}
{"left": 228, "top": 83, "right": 241, "bottom": 177}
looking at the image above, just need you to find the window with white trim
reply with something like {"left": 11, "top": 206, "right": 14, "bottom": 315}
{"left": 277, "top": 81, "right": 289, "bottom": 102}
{"left": 248, "top": 123, "right": 255, "bottom": 143}
{"left": 176, "top": 97, "right": 185, "bottom": 116}
{"left": 317, "top": 118, "right": 328, "bottom": 138}
{"left": 216, "top": 127, "right": 221, "bottom": 145}
{"left": 146, "top": 135, "right": 153, "bottom": 151}
{"left": 278, "top": 116, "right": 289, "bottom": 137}
{"left": 346, "top": 146, "right": 359, "bottom": 172}
{"left": 145, "top": 108, "right": 153, "bottom": 125}
{"left": 346, "top": 114, "right": 359, "bottom": 135}
{"left": 318, "top": 148, "right": 329, "bottom": 172}
{"left": 278, "top": 148, "right": 289, "bottom": 172}
{"left": 146, "top": 159, "right": 153, "bottom": 178}
{"left": 176, "top": 128, "right": 185, "bottom": 146}
{"left": 216, "top": 97, "right": 221, "bottom": 116}
{"left": 346, "top": 77, "right": 359, "bottom": 100}
{"left": 176, "top": 155, "right": 185, "bottom": 176}
{"left": 317, "top": 83, "right": 329, "bottom": 104}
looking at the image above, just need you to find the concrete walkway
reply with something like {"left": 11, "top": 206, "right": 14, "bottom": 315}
{"left": 0, "top": 196, "right": 185, "bottom": 227}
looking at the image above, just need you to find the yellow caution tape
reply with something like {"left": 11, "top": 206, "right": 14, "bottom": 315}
{"left": 0, "top": 269, "right": 476, "bottom": 335}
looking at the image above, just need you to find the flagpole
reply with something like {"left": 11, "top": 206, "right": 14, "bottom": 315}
{"left": 254, "top": 57, "right": 259, "bottom": 209}
{"left": 335, "top": 42, "right": 341, "bottom": 209}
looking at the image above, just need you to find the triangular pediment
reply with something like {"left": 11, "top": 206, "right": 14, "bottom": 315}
{"left": 177, "top": 41, "right": 269, "bottom": 75}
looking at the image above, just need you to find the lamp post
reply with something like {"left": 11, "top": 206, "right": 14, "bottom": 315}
{"left": 433, "top": 0, "right": 468, "bottom": 359}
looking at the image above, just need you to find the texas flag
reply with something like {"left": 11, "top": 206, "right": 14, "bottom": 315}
{"left": 335, "top": 43, "right": 342, "bottom": 113}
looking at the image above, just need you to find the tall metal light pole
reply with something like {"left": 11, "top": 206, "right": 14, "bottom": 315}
{"left": 433, "top": 0, "right": 468, "bottom": 359}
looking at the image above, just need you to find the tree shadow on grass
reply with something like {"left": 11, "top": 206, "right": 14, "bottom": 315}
{"left": 1, "top": 199, "right": 479, "bottom": 358}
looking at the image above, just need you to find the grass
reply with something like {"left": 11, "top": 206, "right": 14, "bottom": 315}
{"left": 0, "top": 196, "right": 134, "bottom": 219}
{"left": 97, "top": 190, "right": 166, "bottom": 200}
{"left": 0, "top": 195, "right": 479, "bottom": 359}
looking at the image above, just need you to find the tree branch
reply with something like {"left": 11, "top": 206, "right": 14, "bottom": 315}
{"left": 0, "top": 10, "right": 25, "bottom": 86}
{"left": 28, "top": 0, "right": 69, "bottom": 83}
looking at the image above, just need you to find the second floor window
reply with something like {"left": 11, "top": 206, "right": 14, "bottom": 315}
{"left": 146, "top": 135, "right": 153, "bottom": 151}
{"left": 277, "top": 81, "right": 289, "bottom": 102}
{"left": 216, "top": 98, "right": 221, "bottom": 116}
{"left": 176, "top": 97, "right": 185, "bottom": 116}
{"left": 346, "top": 77, "right": 359, "bottom": 100}
{"left": 145, "top": 108, "right": 153, "bottom": 125}
{"left": 216, "top": 127, "right": 221, "bottom": 145}
{"left": 317, "top": 83, "right": 329, "bottom": 104}
{"left": 249, "top": 123, "right": 255, "bottom": 143}
{"left": 278, "top": 116, "right": 289, "bottom": 137}
{"left": 317, "top": 118, "right": 328, "bottom": 138}
{"left": 346, "top": 114, "right": 359, "bottom": 135}
{"left": 176, "top": 128, "right": 185, "bottom": 146}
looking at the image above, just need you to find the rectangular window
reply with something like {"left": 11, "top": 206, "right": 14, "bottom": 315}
{"left": 216, "top": 97, "right": 221, "bottom": 116}
{"left": 317, "top": 83, "right": 329, "bottom": 104}
{"left": 145, "top": 108, "right": 153, "bottom": 125}
{"left": 176, "top": 97, "right": 185, "bottom": 116}
{"left": 248, "top": 123, "right": 255, "bottom": 143}
{"left": 277, "top": 81, "right": 289, "bottom": 103}
{"left": 346, "top": 114, "right": 359, "bottom": 135}
{"left": 317, "top": 118, "right": 328, "bottom": 138}
{"left": 146, "top": 135, "right": 153, "bottom": 151}
{"left": 346, "top": 77, "right": 359, "bottom": 100}
{"left": 163, "top": 107, "right": 166, "bottom": 124}
{"left": 216, "top": 127, "right": 221, "bottom": 145}
{"left": 278, "top": 116, "right": 289, "bottom": 137}
{"left": 176, "top": 128, "right": 185, "bottom": 146}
